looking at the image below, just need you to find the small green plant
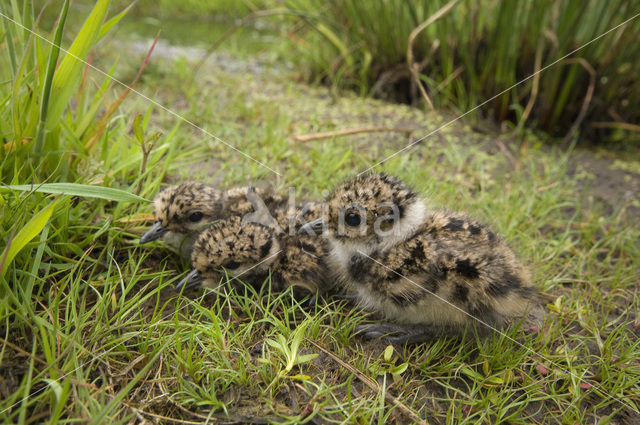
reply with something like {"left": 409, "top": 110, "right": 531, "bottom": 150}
{"left": 131, "top": 114, "right": 161, "bottom": 190}
{"left": 368, "top": 344, "right": 409, "bottom": 383}
{"left": 260, "top": 320, "right": 318, "bottom": 385}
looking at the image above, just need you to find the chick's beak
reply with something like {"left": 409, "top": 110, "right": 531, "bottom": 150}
{"left": 298, "top": 218, "right": 325, "bottom": 235}
{"left": 175, "top": 269, "right": 203, "bottom": 291}
{"left": 140, "top": 221, "right": 168, "bottom": 244}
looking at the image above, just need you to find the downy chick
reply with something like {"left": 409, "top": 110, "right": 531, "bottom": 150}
{"left": 140, "top": 182, "right": 285, "bottom": 258}
{"left": 178, "top": 215, "right": 330, "bottom": 299}
{"left": 301, "top": 173, "right": 539, "bottom": 343}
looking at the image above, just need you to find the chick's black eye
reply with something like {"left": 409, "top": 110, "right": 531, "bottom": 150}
{"left": 345, "top": 212, "right": 361, "bottom": 227}
{"left": 225, "top": 261, "right": 240, "bottom": 270}
{"left": 188, "top": 212, "right": 203, "bottom": 222}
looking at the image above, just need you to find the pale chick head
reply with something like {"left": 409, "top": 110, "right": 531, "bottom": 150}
{"left": 323, "top": 173, "right": 424, "bottom": 252}
{"left": 152, "top": 182, "right": 224, "bottom": 233}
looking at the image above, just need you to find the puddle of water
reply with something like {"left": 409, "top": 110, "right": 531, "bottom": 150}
{"left": 114, "top": 16, "right": 282, "bottom": 58}
{"left": 38, "top": 1, "right": 284, "bottom": 58}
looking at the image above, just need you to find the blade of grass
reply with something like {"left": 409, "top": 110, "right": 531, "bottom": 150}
{"left": 0, "top": 2, "right": 19, "bottom": 77}
{"left": 17, "top": 336, "right": 38, "bottom": 424}
{"left": 1, "top": 183, "right": 149, "bottom": 203}
{"left": 0, "top": 198, "right": 59, "bottom": 277}
{"left": 45, "top": 0, "right": 109, "bottom": 131}
{"left": 97, "top": 1, "right": 135, "bottom": 41}
{"left": 32, "top": 0, "right": 68, "bottom": 154}
{"left": 24, "top": 222, "right": 50, "bottom": 302}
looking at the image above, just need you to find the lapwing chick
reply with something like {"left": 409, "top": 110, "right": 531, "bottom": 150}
{"left": 140, "top": 182, "right": 284, "bottom": 258}
{"left": 301, "top": 173, "right": 539, "bottom": 343}
{"left": 178, "top": 215, "right": 330, "bottom": 300}
{"left": 275, "top": 200, "right": 325, "bottom": 235}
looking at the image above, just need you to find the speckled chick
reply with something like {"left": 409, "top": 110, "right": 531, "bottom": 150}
{"left": 274, "top": 200, "right": 325, "bottom": 235}
{"left": 302, "top": 173, "right": 539, "bottom": 343}
{"left": 140, "top": 182, "right": 285, "bottom": 258}
{"left": 178, "top": 215, "right": 330, "bottom": 298}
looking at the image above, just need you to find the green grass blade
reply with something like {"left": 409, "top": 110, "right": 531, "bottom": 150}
{"left": 23, "top": 222, "right": 49, "bottom": 302}
{"left": 33, "top": 0, "right": 69, "bottom": 153}
{"left": 21, "top": 0, "right": 34, "bottom": 41}
{"left": 0, "top": 199, "right": 58, "bottom": 277}
{"left": 10, "top": 23, "right": 35, "bottom": 141}
{"left": 98, "top": 2, "right": 133, "bottom": 41}
{"left": 1, "top": 183, "right": 149, "bottom": 203}
{"left": 45, "top": 0, "right": 110, "bottom": 131}
{"left": 0, "top": 3, "right": 19, "bottom": 78}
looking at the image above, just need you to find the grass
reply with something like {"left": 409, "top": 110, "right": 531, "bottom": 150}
{"left": 269, "top": 0, "right": 640, "bottom": 145}
{"left": 1, "top": 1, "right": 640, "bottom": 423}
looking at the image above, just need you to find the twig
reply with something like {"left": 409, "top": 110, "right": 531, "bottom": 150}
{"left": 607, "top": 107, "right": 625, "bottom": 123}
{"left": 117, "top": 213, "right": 155, "bottom": 224}
{"left": 122, "top": 403, "right": 207, "bottom": 425}
{"left": 561, "top": 57, "right": 596, "bottom": 145}
{"left": 0, "top": 337, "right": 48, "bottom": 367}
{"left": 406, "top": 0, "right": 460, "bottom": 111}
{"left": 434, "top": 66, "right": 464, "bottom": 93}
{"left": 305, "top": 337, "right": 429, "bottom": 425}
{"left": 536, "top": 181, "right": 559, "bottom": 192}
{"left": 591, "top": 121, "right": 640, "bottom": 132}
{"left": 294, "top": 127, "right": 415, "bottom": 143}
{"left": 494, "top": 139, "right": 519, "bottom": 171}
{"left": 113, "top": 354, "right": 148, "bottom": 377}
{"left": 516, "top": 38, "right": 543, "bottom": 133}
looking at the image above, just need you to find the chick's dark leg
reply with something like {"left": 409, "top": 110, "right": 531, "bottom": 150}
{"left": 355, "top": 323, "right": 409, "bottom": 335}
{"left": 355, "top": 322, "right": 457, "bottom": 344}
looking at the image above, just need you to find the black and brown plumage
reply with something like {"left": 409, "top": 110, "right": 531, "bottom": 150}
{"left": 178, "top": 215, "right": 330, "bottom": 299}
{"left": 301, "top": 172, "right": 540, "bottom": 343}
{"left": 139, "top": 182, "right": 285, "bottom": 258}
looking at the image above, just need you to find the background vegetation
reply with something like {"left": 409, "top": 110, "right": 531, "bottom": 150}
{"left": 1, "top": 0, "right": 639, "bottom": 423}
{"left": 112, "top": 0, "right": 640, "bottom": 145}
{"left": 274, "top": 0, "right": 640, "bottom": 145}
